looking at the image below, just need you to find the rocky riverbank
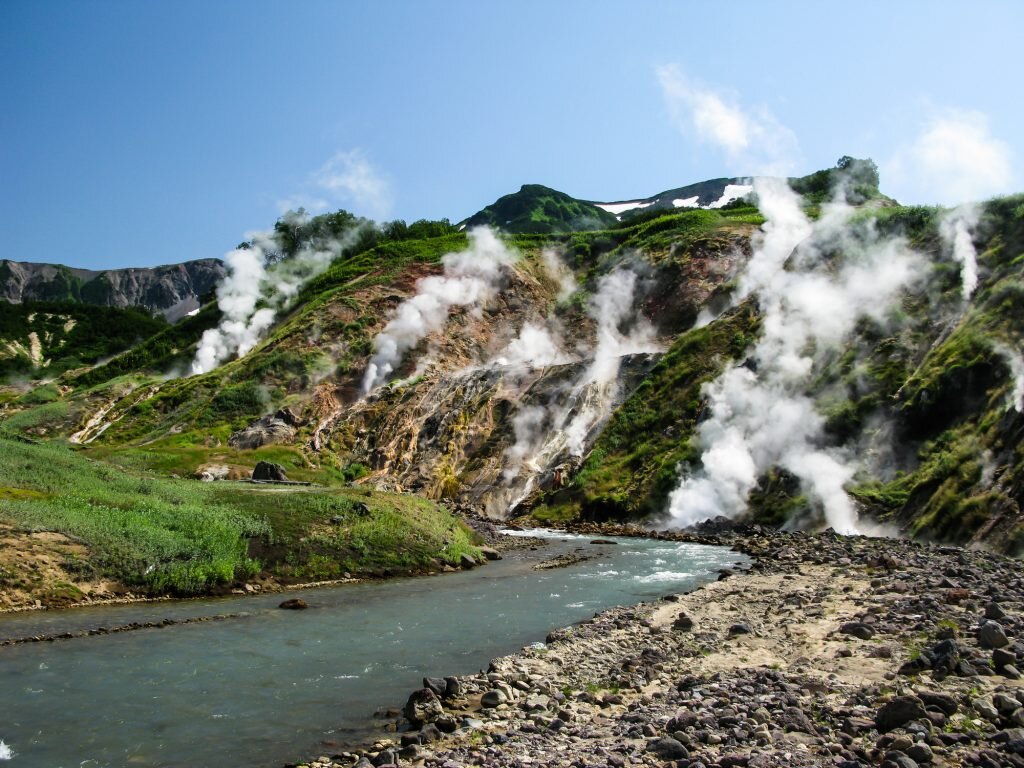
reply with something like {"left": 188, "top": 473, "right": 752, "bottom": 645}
{"left": 292, "top": 525, "right": 1024, "bottom": 768}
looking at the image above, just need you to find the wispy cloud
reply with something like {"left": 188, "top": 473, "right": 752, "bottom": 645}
{"left": 656, "top": 64, "right": 800, "bottom": 175}
{"left": 278, "top": 149, "right": 392, "bottom": 220}
{"left": 885, "top": 109, "right": 1014, "bottom": 205}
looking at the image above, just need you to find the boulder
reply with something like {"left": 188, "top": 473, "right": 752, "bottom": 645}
{"left": 673, "top": 613, "right": 695, "bottom": 632}
{"left": 978, "top": 621, "right": 1010, "bottom": 649}
{"left": 458, "top": 553, "right": 477, "bottom": 569}
{"left": 278, "top": 598, "right": 308, "bottom": 610}
{"left": 423, "top": 677, "right": 447, "bottom": 697}
{"left": 404, "top": 687, "right": 444, "bottom": 725}
{"left": 480, "top": 689, "right": 507, "bottom": 708}
{"left": 840, "top": 621, "right": 875, "bottom": 640}
{"left": 478, "top": 546, "right": 501, "bottom": 561}
{"left": 229, "top": 409, "right": 300, "bottom": 450}
{"left": 647, "top": 737, "right": 689, "bottom": 760}
{"left": 876, "top": 695, "right": 927, "bottom": 733}
{"left": 252, "top": 461, "right": 289, "bottom": 482}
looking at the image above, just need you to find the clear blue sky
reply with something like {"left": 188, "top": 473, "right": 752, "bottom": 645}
{"left": 3, "top": 1, "right": 1022, "bottom": 269}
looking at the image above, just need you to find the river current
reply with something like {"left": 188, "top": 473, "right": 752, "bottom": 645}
{"left": 0, "top": 530, "right": 745, "bottom": 767}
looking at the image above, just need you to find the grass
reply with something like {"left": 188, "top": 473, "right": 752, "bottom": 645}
{"left": 0, "top": 436, "right": 479, "bottom": 597}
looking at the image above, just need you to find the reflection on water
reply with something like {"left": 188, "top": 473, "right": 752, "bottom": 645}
{"left": 0, "top": 531, "right": 745, "bottom": 768}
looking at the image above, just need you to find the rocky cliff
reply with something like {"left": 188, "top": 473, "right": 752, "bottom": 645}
{"left": 0, "top": 258, "right": 225, "bottom": 320}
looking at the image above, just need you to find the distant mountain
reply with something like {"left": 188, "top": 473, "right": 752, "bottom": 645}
{"left": 0, "top": 258, "right": 225, "bottom": 321}
{"left": 459, "top": 184, "right": 619, "bottom": 234}
{"left": 587, "top": 177, "right": 752, "bottom": 218}
{"left": 463, "top": 158, "right": 885, "bottom": 234}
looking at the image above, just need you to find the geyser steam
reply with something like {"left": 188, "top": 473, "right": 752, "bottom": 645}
{"left": 192, "top": 218, "right": 359, "bottom": 376}
{"left": 667, "top": 178, "right": 921, "bottom": 533}
{"left": 362, "top": 227, "right": 517, "bottom": 392}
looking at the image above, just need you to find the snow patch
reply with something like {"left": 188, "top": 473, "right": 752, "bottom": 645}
{"left": 594, "top": 201, "right": 653, "bottom": 215}
{"left": 186, "top": 308, "right": 201, "bottom": 318}
{"left": 672, "top": 197, "right": 699, "bottom": 208}
{"left": 706, "top": 184, "right": 753, "bottom": 209}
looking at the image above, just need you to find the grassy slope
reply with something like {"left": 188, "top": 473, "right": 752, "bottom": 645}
{"left": 0, "top": 301, "right": 167, "bottom": 379}
{"left": 461, "top": 184, "right": 619, "bottom": 233}
{"left": 0, "top": 436, "right": 479, "bottom": 598}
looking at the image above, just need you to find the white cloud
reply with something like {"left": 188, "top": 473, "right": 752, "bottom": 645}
{"left": 885, "top": 110, "right": 1014, "bottom": 205}
{"left": 279, "top": 149, "right": 392, "bottom": 220}
{"left": 656, "top": 64, "right": 800, "bottom": 174}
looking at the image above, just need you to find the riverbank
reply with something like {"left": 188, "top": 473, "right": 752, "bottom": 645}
{"left": 298, "top": 525, "right": 1024, "bottom": 768}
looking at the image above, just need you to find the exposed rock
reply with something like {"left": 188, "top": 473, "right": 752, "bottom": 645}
{"left": 647, "top": 737, "right": 689, "bottom": 760}
{"left": 403, "top": 688, "right": 444, "bottom": 725}
{"left": 840, "top": 621, "right": 875, "bottom": 640}
{"left": 229, "top": 409, "right": 301, "bottom": 450}
{"left": 480, "top": 689, "right": 506, "bottom": 708}
{"left": 0, "top": 258, "right": 224, "bottom": 320}
{"left": 278, "top": 598, "right": 308, "bottom": 610}
{"left": 876, "top": 695, "right": 927, "bottom": 733}
{"left": 979, "top": 621, "right": 1010, "bottom": 649}
{"left": 252, "top": 461, "right": 289, "bottom": 482}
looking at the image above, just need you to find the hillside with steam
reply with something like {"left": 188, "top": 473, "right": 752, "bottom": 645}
{"left": 2, "top": 158, "right": 1024, "bottom": 602}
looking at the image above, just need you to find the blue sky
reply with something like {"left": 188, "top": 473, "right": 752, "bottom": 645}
{"left": 3, "top": 1, "right": 1022, "bottom": 269}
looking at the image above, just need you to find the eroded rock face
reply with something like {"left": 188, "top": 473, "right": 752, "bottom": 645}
{"left": 0, "top": 258, "right": 225, "bottom": 321}
{"left": 229, "top": 409, "right": 301, "bottom": 450}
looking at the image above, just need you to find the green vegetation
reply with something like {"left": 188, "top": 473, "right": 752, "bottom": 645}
{"left": 0, "top": 301, "right": 167, "bottom": 379}
{"left": 0, "top": 436, "right": 479, "bottom": 596}
{"left": 461, "top": 184, "right": 619, "bottom": 233}
{"left": 537, "top": 302, "right": 761, "bottom": 521}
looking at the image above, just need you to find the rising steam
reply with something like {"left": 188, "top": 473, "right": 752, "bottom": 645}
{"left": 192, "top": 222, "right": 357, "bottom": 376}
{"left": 501, "top": 267, "right": 658, "bottom": 499}
{"left": 362, "top": 227, "right": 517, "bottom": 392}
{"left": 994, "top": 342, "right": 1024, "bottom": 413}
{"left": 667, "top": 178, "right": 921, "bottom": 533}
{"left": 564, "top": 269, "right": 659, "bottom": 455}
{"left": 940, "top": 205, "right": 980, "bottom": 300}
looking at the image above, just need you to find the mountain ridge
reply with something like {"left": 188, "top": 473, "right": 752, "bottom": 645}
{"left": 1, "top": 157, "right": 1022, "bottom": 608}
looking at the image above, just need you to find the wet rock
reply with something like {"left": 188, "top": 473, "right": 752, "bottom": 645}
{"left": 458, "top": 553, "right": 477, "bottom": 570}
{"left": 278, "top": 598, "right": 308, "bottom": 610}
{"left": 877, "top": 695, "right": 927, "bottom": 733}
{"left": 404, "top": 688, "right": 444, "bottom": 724}
{"left": 478, "top": 546, "right": 501, "bottom": 561}
{"left": 423, "top": 677, "right": 447, "bottom": 697}
{"left": 480, "top": 689, "right": 506, "bottom": 708}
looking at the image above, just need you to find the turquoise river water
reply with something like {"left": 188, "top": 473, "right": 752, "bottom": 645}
{"left": 0, "top": 530, "right": 745, "bottom": 767}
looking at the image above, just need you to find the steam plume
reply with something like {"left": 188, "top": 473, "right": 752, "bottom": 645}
{"left": 541, "top": 248, "right": 578, "bottom": 301}
{"left": 501, "top": 267, "right": 658, "bottom": 500}
{"left": 494, "top": 323, "right": 569, "bottom": 369}
{"left": 362, "top": 227, "right": 517, "bottom": 392}
{"left": 564, "top": 269, "right": 658, "bottom": 455}
{"left": 994, "top": 342, "right": 1024, "bottom": 413}
{"left": 940, "top": 206, "right": 980, "bottom": 300}
{"left": 192, "top": 221, "right": 359, "bottom": 376}
{"left": 667, "top": 178, "right": 921, "bottom": 533}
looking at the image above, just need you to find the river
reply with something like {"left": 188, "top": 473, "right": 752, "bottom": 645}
{"left": 0, "top": 530, "right": 745, "bottom": 767}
